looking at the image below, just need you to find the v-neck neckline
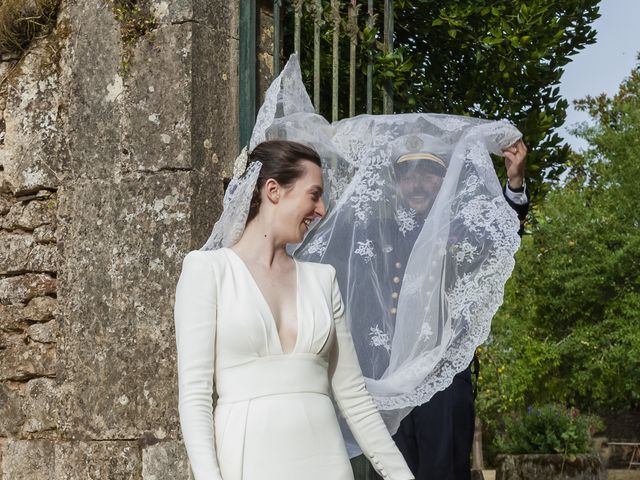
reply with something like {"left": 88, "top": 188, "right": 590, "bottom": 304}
{"left": 225, "top": 248, "right": 301, "bottom": 355}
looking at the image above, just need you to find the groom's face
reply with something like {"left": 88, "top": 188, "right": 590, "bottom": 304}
{"left": 395, "top": 161, "right": 444, "bottom": 217}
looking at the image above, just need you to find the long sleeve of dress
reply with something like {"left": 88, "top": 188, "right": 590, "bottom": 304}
{"left": 327, "top": 267, "right": 415, "bottom": 480}
{"left": 174, "top": 251, "right": 222, "bottom": 480}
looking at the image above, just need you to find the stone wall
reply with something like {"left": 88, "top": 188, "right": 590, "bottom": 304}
{"left": 495, "top": 454, "right": 605, "bottom": 480}
{"left": 0, "top": 0, "right": 258, "bottom": 477}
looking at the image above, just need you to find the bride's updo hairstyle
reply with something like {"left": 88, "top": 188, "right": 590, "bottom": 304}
{"left": 246, "top": 140, "right": 322, "bottom": 222}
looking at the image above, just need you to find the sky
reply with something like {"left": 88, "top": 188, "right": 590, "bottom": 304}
{"left": 558, "top": 0, "right": 640, "bottom": 151}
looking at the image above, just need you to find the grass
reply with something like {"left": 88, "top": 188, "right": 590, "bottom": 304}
{"left": 0, "top": 0, "right": 59, "bottom": 55}
{"left": 110, "top": 0, "right": 157, "bottom": 44}
{"left": 108, "top": 0, "right": 158, "bottom": 75}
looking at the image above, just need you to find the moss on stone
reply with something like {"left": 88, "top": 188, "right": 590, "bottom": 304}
{"left": 0, "top": 0, "right": 60, "bottom": 55}
{"left": 108, "top": 0, "right": 158, "bottom": 75}
{"left": 110, "top": 0, "right": 157, "bottom": 44}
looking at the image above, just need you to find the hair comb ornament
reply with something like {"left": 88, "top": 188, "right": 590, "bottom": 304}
{"left": 232, "top": 147, "right": 249, "bottom": 179}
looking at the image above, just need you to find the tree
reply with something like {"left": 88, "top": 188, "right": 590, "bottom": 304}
{"left": 286, "top": 0, "right": 601, "bottom": 200}
{"left": 477, "top": 61, "right": 640, "bottom": 454}
{"left": 396, "top": 0, "right": 600, "bottom": 199}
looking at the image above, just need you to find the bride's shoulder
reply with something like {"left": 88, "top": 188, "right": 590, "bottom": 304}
{"left": 180, "top": 249, "right": 228, "bottom": 271}
{"left": 295, "top": 258, "right": 336, "bottom": 278}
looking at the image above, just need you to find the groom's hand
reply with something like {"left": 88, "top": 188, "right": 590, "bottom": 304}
{"left": 503, "top": 139, "right": 527, "bottom": 190}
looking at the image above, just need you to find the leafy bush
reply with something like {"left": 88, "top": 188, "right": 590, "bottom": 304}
{"left": 495, "top": 404, "right": 603, "bottom": 456}
{"left": 478, "top": 64, "right": 640, "bottom": 449}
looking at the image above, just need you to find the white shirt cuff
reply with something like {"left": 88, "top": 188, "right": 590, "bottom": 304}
{"left": 505, "top": 183, "right": 528, "bottom": 205}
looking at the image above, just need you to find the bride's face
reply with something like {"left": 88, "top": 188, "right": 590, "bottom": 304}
{"left": 274, "top": 160, "right": 326, "bottom": 244}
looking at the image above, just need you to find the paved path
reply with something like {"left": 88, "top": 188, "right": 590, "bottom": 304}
{"left": 482, "top": 469, "right": 640, "bottom": 480}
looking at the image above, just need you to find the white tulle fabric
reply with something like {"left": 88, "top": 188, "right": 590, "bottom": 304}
{"left": 217, "top": 55, "right": 522, "bottom": 456}
{"left": 200, "top": 161, "right": 262, "bottom": 251}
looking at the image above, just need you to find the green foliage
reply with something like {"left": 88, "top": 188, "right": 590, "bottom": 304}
{"left": 287, "top": 0, "right": 600, "bottom": 201}
{"left": 0, "top": 0, "right": 59, "bottom": 55}
{"left": 395, "top": 0, "right": 601, "bottom": 198}
{"left": 479, "top": 62, "right": 640, "bottom": 449}
{"left": 495, "top": 404, "right": 603, "bottom": 456}
{"left": 108, "top": 0, "right": 157, "bottom": 75}
{"left": 110, "top": 0, "right": 157, "bottom": 44}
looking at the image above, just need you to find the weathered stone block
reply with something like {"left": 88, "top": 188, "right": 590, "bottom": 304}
{"left": 0, "top": 383, "right": 24, "bottom": 435}
{"left": 0, "top": 304, "right": 25, "bottom": 332}
{"left": 192, "top": 22, "right": 238, "bottom": 178}
{"left": 0, "top": 195, "right": 11, "bottom": 215}
{"left": 65, "top": 0, "right": 122, "bottom": 180}
{"left": 2, "top": 197, "right": 57, "bottom": 231}
{"left": 0, "top": 273, "right": 56, "bottom": 304}
{"left": 0, "top": 378, "right": 57, "bottom": 436}
{"left": 125, "top": 25, "right": 192, "bottom": 172}
{"left": 0, "top": 232, "right": 34, "bottom": 273}
{"left": 54, "top": 441, "right": 140, "bottom": 480}
{"left": 495, "top": 454, "right": 605, "bottom": 480}
{"left": 23, "top": 296, "right": 57, "bottom": 322}
{"left": 1, "top": 440, "right": 54, "bottom": 480}
{"left": 27, "top": 320, "right": 56, "bottom": 344}
{"left": 0, "top": 232, "right": 57, "bottom": 273}
{"left": 149, "top": 0, "right": 228, "bottom": 28}
{"left": 142, "top": 441, "right": 190, "bottom": 480}
{"left": 58, "top": 173, "right": 208, "bottom": 439}
{"left": 22, "top": 377, "right": 58, "bottom": 434}
{"left": 149, "top": 0, "right": 193, "bottom": 25}
{"left": 29, "top": 243, "right": 58, "bottom": 272}
{"left": 0, "top": 332, "right": 56, "bottom": 381}
{"left": 34, "top": 224, "right": 57, "bottom": 243}
{"left": 0, "top": 38, "right": 67, "bottom": 195}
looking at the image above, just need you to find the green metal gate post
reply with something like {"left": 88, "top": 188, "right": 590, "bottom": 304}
{"left": 274, "top": 0, "right": 282, "bottom": 76}
{"left": 348, "top": 0, "right": 358, "bottom": 118}
{"left": 383, "top": 0, "right": 394, "bottom": 114}
{"left": 313, "top": 0, "right": 322, "bottom": 112}
{"left": 366, "top": 0, "right": 374, "bottom": 114}
{"left": 331, "top": 0, "right": 341, "bottom": 122}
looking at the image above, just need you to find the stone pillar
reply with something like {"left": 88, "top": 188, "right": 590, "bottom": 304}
{"left": 0, "top": 0, "right": 244, "bottom": 477}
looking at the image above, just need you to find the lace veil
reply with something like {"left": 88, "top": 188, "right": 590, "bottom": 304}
{"left": 200, "top": 152, "right": 262, "bottom": 251}
{"left": 221, "top": 55, "right": 522, "bottom": 456}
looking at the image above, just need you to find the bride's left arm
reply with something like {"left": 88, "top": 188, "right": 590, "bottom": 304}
{"left": 327, "top": 266, "right": 414, "bottom": 480}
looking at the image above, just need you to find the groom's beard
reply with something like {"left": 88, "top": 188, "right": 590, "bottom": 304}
{"left": 403, "top": 195, "right": 436, "bottom": 220}
{"left": 395, "top": 170, "right": 444, "bottom": 221}
{"left": 398, "top": 185, "right": 442, "bottom": 221}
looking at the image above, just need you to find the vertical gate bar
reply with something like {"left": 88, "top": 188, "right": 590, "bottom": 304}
{"left": 331, "top": 0, "right": 340, "bottom": 122}
{"left": 382, "top": 0, "right": 393, "bottom": 114}
{"left": 294, "top": 0, "right": 302, "bottom": 54}
{"left": 274, "top": 0, "right": 281, "bottom": 76}
{"left": 313, "top": 0, "right": 322, "bottom": 111}
{"left": 239, "top": 0, "right": 257, "bottom": 148}
{"left": 366, "top": 0, "right": 373, "bottom": 114}
{"left": 348, "top": 0, "right": 358, "bottom": 118}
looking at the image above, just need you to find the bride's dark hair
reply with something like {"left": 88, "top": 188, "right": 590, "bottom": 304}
{"left": 246, "top": 140, "right": 322, "bottom": 222}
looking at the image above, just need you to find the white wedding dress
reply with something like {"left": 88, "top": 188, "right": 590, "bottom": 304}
{"left": 175, "top": 248, "right": 414, "bottom": 480}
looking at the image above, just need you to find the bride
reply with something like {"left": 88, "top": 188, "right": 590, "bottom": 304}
{"left": 174, "top": 139, "right": 414, "bottom": 479}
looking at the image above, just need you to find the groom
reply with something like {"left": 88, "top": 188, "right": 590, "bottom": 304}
{"left": 381, "top": 136, "right": 529, "bottom": 480}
